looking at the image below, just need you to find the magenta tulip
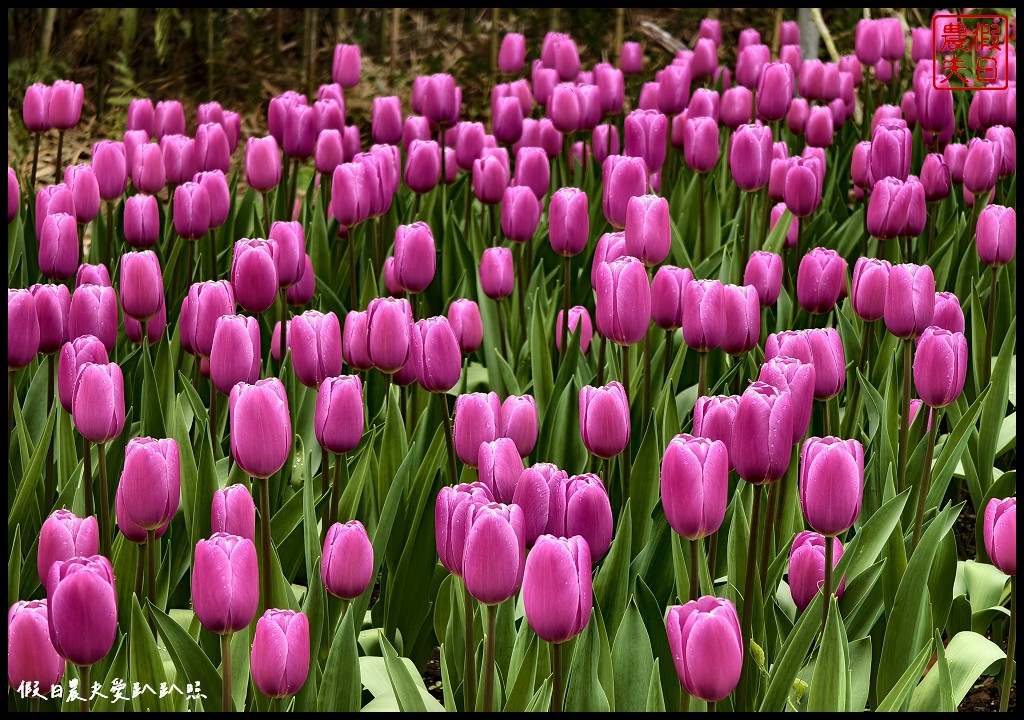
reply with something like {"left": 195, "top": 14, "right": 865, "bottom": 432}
{"left": 666, "top": 597, "right": 742, "bottom": 702}
{"left": 322, "top": 521, "right": 374, "bottom": 599}
{"left": 46, "top": 555, "right": 117, "bottom": 666}
{"left": 579, "top": 382, "right": 629, "bottom": 459}
{"left": 661, "top": 434, "right": 728, "bottom": 540}
{"left": 463, "top": 502, "right": 526, "bottom": 605}
{"left": 789, "top": 532, "right": 846, "bottom": 612}
{"left": 212, "top": 485, "right": 256, "bottom": 542}
{"left": 799, "top": 436, "right": 864, "bottom": 535}
{"left": 522, "top": 535, "right": 592, "bottom": 644}
{"left": 983, "top": 497, "right": 1016, "bottom": 576}
{"left": 229, "top": 378, "right": 291, "bottom": 478}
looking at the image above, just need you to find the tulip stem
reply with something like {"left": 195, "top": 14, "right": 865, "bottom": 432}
{"left": 822, "top": 398, "right": 831, "bottom": 437}
{"left": 186, "top": 240, "right": 195, "bottom": 288}
{"left": 461, "top": 357, "right": 469, "bottom": 395}
{"left": 496, "top": 299, "right": 508, "bottom": 358}
{"left": 97, "top": 443, "right": 111, "bottom": 558}
{"left": 56, "top": 130, "right": 65, "bottom": 180}
{"left": 841, "top": 321, "right": 873, "bottom": 438}
{"left": 689, "top": 539, "right": 701, "bottom": 601}
{"left": 221, "top": 632, "right": 233, "bottom": 712}
{"left": 621, "top": 344, "right": 631, "bottom": 504}
{"left": 279, "top": 291, "right": 289, "bottom": 372}
{"left": 560, "top": 256, "right": 571, "bottom": 363}
{"left": 30, "top": 133, "right": 41, "bottom": 189}
{"left": 483, "top": 603, "right": 497, "bottom": 713}
{"left": 441, "top": 394, "right": 458, "bottom": 486}
{"left": 79, "top": 664, "right": 90, "bottom": 712}
{"left": 258, "top": 476, "right": 273, "bottom": 610}
{"left": 643, "top": 330, "right": 651, "bottom": 426}
{"left": 7, "top": 371, "right": 14, "bottom": 452}
{"left": 821, "top": 534, "right": 834, "bottom": 638}
{"left": 983, "top": 266, "right": 998, "bottom": 390}
{"left": 759, "top": 482, "right": 780, "bottom": 592}
{"left": 347, "top": 227, "right": 358, "bottom": 311}
{"left": 134, "top": 542, "right": 144, "bottom": 600}
{"left": 262, "top": 192, "right": 272, "bottom": 237}
{"left": 911, "top": 409, "right": 940, "bottom": 554}
{"left": 331, "top": 453, "right": 346, "bottom": 525}
{"left": 463, "top": 581, "right": 477, "bottom": 713}
{"left": 29, "top": 698, "right": 39, "bottom": 713}
{"left": 738, "top": 486, "right": 763, "bottom": 710}
{"left": 698, "top": 173, "right": 707, "bottom": 261}
{"left": 707, "top": 531, "right": 718, "bottom": 590}
{"left": 663, "top": 330, "right": 672, "bottom": 385}
{"left": 552, "top": 641, "right": 563, "bottom": 712}
{"left": 897, "top": 339, "right": 912, "bottom": 494}
{"left": 104, "top": 200, "right": 113, "bottom": 270}
{"left": 698, "top": 351, "right": 708, "bottom": 399}
{"left": 597, "top": 336, "right": 607, "bottom": 387}
{"left": 45, "top": 355, "right": 55, "bottom": 506}
{"left": 516, "top": 245, "right": 527, "bottom": 346}
{"left": 83, "top": 438, "right": 94, "bottom": 518}
{"left": 758, "top": 185, "right": 770, "bottom": 251}
{"left": 742, "top": 191, "right": 753, "bottom": 267}
{"left": 210, "top": 386, "right": 219, "bottom": 459}
{"left": 999, "top": 576, "right": 1016, "bottom": 713}
{"left": 147, "top": 528, "right": 157, "bottom": 617}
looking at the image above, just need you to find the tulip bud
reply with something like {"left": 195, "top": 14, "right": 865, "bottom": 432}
{"left": 45, "top": 555, "right": 117, "bottom": 666}
{"left": 787, "top": 97, "right": 809, "bottom": 134}
{"left": 472, "top": 149, "right": 510, "bottom": 205}
{"left": 624, "top": 109, "right": 668, "bottom": 174}
{"left": 682, "top": 117, "right": 720, "bottom": 174}
{"left": 661, "top": 434, "right": 728, "bottom": 540}
{"left": 117, "top": 437, "right": 180, "bottom": 533}
{"left": 130, "top": 141, "right": 166, "bottom": 194}
{"left": 650, "top": 265, "right": 691, "bottom": 331}
{"left": 620, "top": 42, "right": 643, "bottom": 74}
{"left": 436, "top": 483, "right": 494, "bottom": 576}
{"left": 160, "top": 134, "right": 197, "bottom": 188}
{"left": 321, "top": 521, "right": 374, "bottom": 599}
{"left": 595, "top": 256, "right": 652, "bottom": 346}
{"left": 480, "top": 247, "right": 514, "bottom": 300}
{"left": 369, "top": 96, "right": 402, "bottom": 146}
{"left": 49, "top": 80, "right": 84, "bottom": 130}
{"left": 311, "top": 375, "right": 365, "bottom": 457}
{"left": 478, "top": 437, "right": 526, "bottom": 504}
{"left": 913, "top": 326, "right": 968, "bottom": 408}
{"left": 578, "top": 382, "right": 630, "bottom": 459}
{"left": 211, "top": 485, "right": 256, "bottom": 542}
{"left": 8, "top": 599, "right": 66, "bottom": 692}
{"left": 342, "top": 311, "right": 372, "bottom": 371}
{"left": 733, "top": 382, "right": 793, "bottom": 484}
{"left": 231, "top": 239, "right": 279, "bottom": 313}
{"left": 462, "top": 502, "right": 526, "bottom": 605}
{"left": 229, "top": 378, "right": 292, "bottom": 478}
{"left": 365, "top": 297, "right": 412, "bottom": 374}
{"left": 38, "top": 213, "right": 79, "bottom": 281}
{"left": 245, "top": 136, "right": 282, "bottom": 193}
{"left": 58, "top": 166, "right": 97, "bottom": 232}
{"left": 423, "top": 74, "right": 460, "bottom": 128}
{"left": 500, "top": 185, "right": 542, "bottom": 244}
{"left": 963, "top": 138, "right": 1001, "bottom": 196}
{"left": 658, "top": 65, "right": 691, "bottom": 115}
{"left": 448, "top": 299, "right": 483, "bottom": 354}
{"left": 29, "top": 283, "right": 70, "bottom": 356}
{"left": 782, "top": 155, "right": 823, "bottom": 218}
{"left": 592, "top": 124, "right": 620, "bottom": 166}
{"left": 250, "top": 609, "right": 310, "bottom": 699}
{"left": 682, "top": 279, "right": 725, "bottom": 352}
{"left": 691, "top": 38, "right": 718, "bottom": 80}
{"left": 602, "top": 155, "right": 648, "bottom": 229}
{"left": 884, "top": 263, "right": 935, "bottom": 339}
{"left": 721, "top": 284, "right": 760, "bottom": 356}
{"left": 720, "top": 87, "right": 753, "bottom": 129}
{"left": 944, "top": 143, "right": 968, "bottom": 184}
{"left": 804, "top": 106, "right": 834, "bottom": 148}
{"left": 190, "top": 533, "right": 259, "bottom": 637}
{"left": 117, "top": 251, "right": 163, "bottom": 324}
{"left": 759, "top": 355, "right": 815, "bottom": 442}
{"left": 666, "top": 597, "right": 743, "bottom": 702}
{"left": 498, "top": 33, "right": 526, "bottom": 73}
{"left": 621, "top": 193, "right": 668, "bottom": 267}
{"left": 37, "top": 509, "right": 99, "bottom": 594}
{"left": 23, "top": 83, "right": 51, "bottom": 132}
{"left": 120, "top": 194, "right": 159, "bottom": 248}
{"left": 400, "top": 139, "right": 438, "bottom": 194}
{"left": 522, "top": 535, "right": 592, "bottom": 644}
{"left": 454, "top": 392, "right": 502, "bottom": 466}
{"left": 983, "top": 497, "right": 1016, "bottom": 576}
{"left": 729, "top": 123, "right": 773, "bottom": 192}
{"left": 288, "top": 311, "right": 342, "bottom": 389}
{"left": 743, "top": 251, "right": 783, "bottom": 308}
{"left": 68, "top": 283, "right": 118, "bottom": 352}
{"left": 547, "top": 187, "right": 588, "bottom": 257}
{"left": 976, "top": 204, "right": 1016, "bottom": 266}
{"left": 789, "top": 532, "right": 846, "bottom": 612}
{"left": 929, "top": 291, "right": 964, "bottom": 335}
{"left": 71, "top": 361, "right": 125, "bottom": 443}
{"left": 849, "top": 257, "right": 891, "bottom": 323}
{"left": 796, "top": 248, "right": 847, "bottom": 316}
{"left": 171, "top": 181, "right": 210, "bottom": 240}
{"left": 798, "top": 436, "right": 864, "bottom": 536}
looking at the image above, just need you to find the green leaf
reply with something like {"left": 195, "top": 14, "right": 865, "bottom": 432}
{"left": 149, "top": 604, "right": 222, "bottom": 711}
{"left": 758, "top": 590, "right": 825, "bottom": 711}
{"left": 91, "top": 638, "right": 129, "bottom": 712}
{"left": 564, "top": 609, "right": 610, "bottom": 712}
{"left": 376, "top": 385, "right": 408, "bottom": 504}
{"left": 808, "top": 597, "right": 849, "bottom": 712}
{"left": 128, "top": 595, "right": 170, "bottom": 712}
{"left": 611, "top": 600, "right": 655, "bottom": 712}
{"left": 319, "top": 604, "right": 361, "bottom": 711}
{"left": 844, "top": 489, "right": 910, "bottom": 583}
{"left": 503, "top": 629, "right": 540, "bottom": 712}
{"left": 530, "top": 290, "right": 555, "bottom": 418}
{"left": 594, "top": 502, "right": 631, "bottom": 640}
{"left": 379, "top": 630, "right": 429, "bottom": 712}
{"left": 926, "top": 387, "right": 990, "bottom": 509}
{"left": 977, "top": 318, "right": 1016, "bottom": 495}
{"left": 140, "top": 342, "right": 165, "bottom": 437}
{"left": 910, "top": 631, "right": 1006, "bottom": 712}
{"left": 8, "top": 528, "right": 21, "bottom": 608}
{"left": 848, "top": 637, "right": 873, "bottom": 712}
{"left": 645, "top": 658, "right": 666, "bottom": 712}
{"left": 8, "top": 402, "right": 57, "bottom": 530}
{"left": 295, "top": 559, "right": 326, "bottom": 712}
{"left": 875, "top": 640, "right": 934, "bottom": 712}
{"left": 523, "top": 678, "right": 553, "bottom": 712}
{"left": 762, "top": 208, "right": 792, "bottom": 254}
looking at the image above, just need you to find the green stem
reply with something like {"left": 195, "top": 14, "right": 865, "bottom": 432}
{"left": 463, "top": 581, "right": 477, "bottom": 713}
{"left": 483, "top": 603, "right": 497, "bottom": 712}
{"left": 348, "top": 228, "right": 357, "bottom": 311}
{"left": 759, "top": 481, "right": 780, "bottom": 592}
{"left": 442, "top": 394, "right": 458, "bottom": 486}
{"left": 897, "top": 339, "right": 912, "bottom": 494}
{"left": 822, "top": 534, "right": 834, "bottom": 637}
{"left": 79, "top": 664, "right": 90, "bottom": 712}
{"left": 983, "top": 266, "right": 997, "bottom": 389}
{"left": 210, "top": 385, "right": 219, "bottom": 460}
{"left": 822, "top": 398, "right": 831, "bottom": 437}
{"left": 698, "top": 351, "right": 708, "bottom": 398}
{"left": 643, "top": 329, "right": 651, "bottom": 426}
{"left": 516, "top": 245, "right": 527, "bottom": 346}
{"left": 496, "top": 299, "right": 508, "bottom": 358}
{"left": 330, "top": 453, "right": 347, "bottom": 526}
{"left": 262, "top": 192, "right": 272, "bottom": 237}
{"left": 758, "top": 184, "right": 770, "bottom": 249}
{"left": 134, "top": 541, "right": 144, "bottom": 599}
{"left": 258, "top": 476, "right": 273, "bottom": 610}
{"left": 663, "top": 330, "right": 672, "bottom": 385}
{"left": 743, "top": 190, "right": 753, "bottom": 265}
{"left": 147, "top": 528, "right": 157, "bottom": 629}
{"left": 707, "top": 531, "right": 718, "bottom": 590}
{"left": 83, "top": 438, "right": 94, "bottom": 518}
{"left": 56, "top": 130, "right": 65, "bottom": 180}
{"left": 911, "top": 409, "right": 940, "bottom": 553}
{"left": 97, "top": 444, "right": 111, "bottom": 558}
{"left": 597, "top": 335, "right": 607, "bottom": 387}
{"left": 560, "top": 256, "right": 571, "bottom": 362}
{"left": 461, "top": 357, "right": 469, "bottom": 396}
{"left": 552, "top": 641, "right": 563, "bottom": 712}
{"left": 221, "top": 632, "right": 233, "bottom": 712}
{"left": 689, "top": 538, "right": 701, "bottom": 602}
{"left": 104, "top": 201, "right": 113, "bottom": 271}
{"left": 738, "top": 486, "right": 763, "bottom": 710}
{"left": 30, "top": 133, "right": 41, "bottom": 189}
{"left": 698, "top": 173, "right": 707, "bottom": 260}
{"left": 999, "top": 577, "right": 1016, "bottom": 713}
{"left": 45, "top": 355, "right": 55, "bottom": 505}
{"left": 279, "top": 290, "right": 289, "bottom": 372}
{"left": 621, "top": 344, "right": 631, "bottom": 503}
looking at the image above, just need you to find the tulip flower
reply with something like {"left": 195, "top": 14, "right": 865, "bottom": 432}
{"left": 545, "top": 473, "right": 613, "bottom": 561}
{"left": 370, "top": 96, "right": 402, "bottom": 145}
{"left": 117, "top": 250, "right": 163, "bottom": 323}
{"left": 733, "top": 382, "right": 793, "bottom": 484}
{"left": 594, "top": 256, "right": 651, "bottom": 346}
{"left": 478, "top": 438, "right": 526, "bottom": 504}
{"left": 661, "top": 434, "right": 728, "bottom": 540}
{"left": 651, "top": 266, "right": 692, "bottom": 331}
{"left": 799, "top": 437, "right": 864, "bottom": 536}
{"left": 212, "top": 485, "right": 257, "bottom": 542}
{"left": 251, "top": 609, "right": 310, "bottom": 698}
{"left": 620, "top": 41, "right": 643, "bottom": 74}
{"left": 422, "top": 74, "right": 460, "bottom": 128}
{"left": 184, "top": 280, "right": 235, "bottom": 359}
{"left": 332, "top": 44, "right": 361, "bottom": 87}
{"left": 289, "top": 310, "right": 342, "bottom": 388}
{"left": 921, "top": 153, "right": 953, "bottom": 204}
{"left": 62, "top": 164, "right": 100, "bottom": 224}
{"left": 7, "top": 167, "right": 18, "bottom": 224}
{"left": 28, "top": 285, "right": 69, "bottom": 360}
{"left": 463, "top": 502, "right": 526, "bottom": 605}
{"left": 787, "top": 97, "right": 809, "bottom": 134}
{"left": 46, "top": 555, "right": 117, "bottom": 672}
{"left": 976, "top": 205, "right": 1016, "bottom": 267}
{"left": 666, "top": 597, "right": 743, "bottom": 702}
{"left": 758, "top": 62, "right": 794, "bottom": 122}
{"left": 720, "top": 87, "right": 752, "bottom": 128}
{"left": 71, "top": 361, "right": 125, "bottom": 445}
{"left": 454, "top": 392, "right": 502, "bottom": 466}
{"left": 160, "top": 134, "right": 198, "bottom": 187}
{"left": 602, "top": 155, "right": 648, "bottom": 229}
{"left": 408, "top": 317, "right": 462, "bottom": 393}
{"left": 624, "top": 194, "right": 670, "bottom": 266}
{"left": 884, "top": 263, "right": 935, "bottom": 339}
{"left": 365, "top": 297, "right": 412, "bottom": 374}
{"left": 119, "top": 437, "right": 180, "bottom": 532}
{"left": 472, "top": 150, "right": 510, "bottom": 205}
{"left": 436, "top": 483, "right": 495, "bottom": 576}
{"left": 682, "top": 279, "right": 725, "bottom": 353}
{"left": 245, "top": 136, "right": 282, "bottom": 193}
{"left": 498, "top": 33, "right": 526, "bottom": 73}
{"left": 37, "top": 509, "right": 99, "bottom": 595}
{"left": 984, "top": 497, "right": 1016, "bottom": 576}
{"left": 548, "top": 188, "right": 589, "bottom": 257}
{"left": 23, "top": 83, "right": 51, "bottom": 132}
{"left": 914, "top": 327, "right": 968, "bottom": 408}
{"left": 796, "top": 248, "right": 847, "bottom": 316}
{"left": 930, "top": 291, "right": 965, "bottom": 335}
{"left": 803, "top": 328, "right": 846, "bottom": 401}
{"left": 718, "top": 284, "right": 760, "bottom": 357}
{"left": 783, "top": 155, "right": 822, "bottom": 218}
{"left": 8, "top": 290, "right": 40, "bottom": 374}
{"left": 405, "top": 139, "right": 440, "bottom": 194}
{"left": 448, "top": 299, "right": 483, "bottom": 355}
{"left": 623, "top": 109, "right": 668, "bottom": 174}
{"left": 265, "top": 221, "right": 306, "bottom": 290}
{"left": 579, "top": 382, "right": 629, "bottom": 460}
{"left": 523, "top": 534, "right": 592, "bottom": 650}
{"left": 48, "top": 80, "right": 84, "bottom": 132}
{"left": 8, "top": 600, "right": 66, "bottom": 693}
{"left": 501, "top": 185, "right": 541, "bottom": 243}
{"left": 342, "top": 311, "right": 372, "bottom": 371}
{"left": 56, "top": 335, "right": 106, "bottom": 414}
{"left": 870, "top": 119, "right": 912, "bottom": 183}
{"left": 963, "top": 138, "right": 1001, "bottom": 196}
{"left": 123, "top": 194, "right": 160, "bottom": 248}
{"left": 744, "top": 251, "right": 783, "bottom": 308}
{"left": 555, "top": 306, "right": 594, "bottom": 354}
{"left": 231, "top": 239, "right": 279, "bottom": 314}
{"left": 480, "top": 247, "right": 515, "bottom": 300}
{"left": 38, "top": 212, "right": 79, "bottom": 281}
{"left": 789, "top": 532, "right": 846, "bottom": 612}
{"left": 850, "top": 257, "right": 891, "bottom": 323}
{"left": 314, "top": 375, "right": 364, "bottom": 456}
{"left": 322, "top": 521, "right": 374, "bottom": 599}
{"left": 682, "top": 117, "right": 720, "bottom": 175}
{"left": 229, "top": 378, "right": 291, "bottom": 479}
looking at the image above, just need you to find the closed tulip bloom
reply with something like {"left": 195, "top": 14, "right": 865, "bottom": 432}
{"left": 734, "top": 43, "right": 768, "bottom": 90}
{"left": 884, "top": 263, "right": 935, "bottom": 339}
{"left": 620, "top": 41, "right": 643, "bottom": 74}
{"left": 185, "top": 280, "right": 235, "bottom": 358}
{"left": 71, "top": 361, "right": 125, "bottom": 443}
{"left": 595, "top": 257, "right": 652, "bottom": 346}
{"left": 462, "top": 502, "right": 526, "bottom": 605}
{"left": 211, "top": 485, "right": 256, "bottom": 542}
{"left": 190, "top": 170, "right": 229, "bottom": 229}
{"left": 436, "top": 483, "right": 495, "bottom": 575}
{"left": 387, "top": 221, "right": 435, "bottom": 293}
{"left": 507, "top": 464, "right": 559, "bottom": 546}
{"left": 23, "top": 83, "right": 51, "bottom": 132}
{"left": 89, "top": 141, "right": 128, "bottom": 197}
{"left": 422, "top": 73, "right": 459, "bottom": 127}
{"left": 511, "top": 147, "right": 549, "bottom": 201}
{"left": 285, "top": 255, "right": 315, "bottom": 306}
{"left": 332, "top": 43, "right": 361, "bottom": 87}
{"left": 57, "top": 335, "right": 107, "bottom": 412}
{"left": 245, "top": 136, "right": 282, "bottom": 192}
{"left": 789, "top": 532, "right": 846, "bottom": 612}
{"left": 804, "top": 328, "right": 845, "bottom": 400}
{"left": 365, "top": 297, "right": 412, "bottom": 374}
{"left": 196, "top": 101, "right": 224, "bottom": 127}
{"left": 721, "top": 284, "right": 760, "bottom": 356}
{"left": 916, "top": 83, "right": 954, "bottom": 137}
{"left": 29, "top": 283, "right": 70, "bottom": 355}
{"left": 555, "top": 38, "right": 581, "bottom": 80}
{"left": 251, "top": 610, "right": 310, "bottom": 698}
{"left": 851, "top": 257, "right": 892, "bottom": 322}
{"left": 591, "top": 231, "right": 627, "bottom": 286}
{"left": 799, "top": 436, "right": 864, "bottom": 535}
{"left": 661, "top": 434, "right": 728, "bottom": 540}
{"left": 45, "top": 556, "right": 117, "bottom": 666}
{"left": 69, "top": 284, "right": 119, "bottom": 353}
{"left": 340, "top": 125, "right": 361, "bottom": 163}
{"left": 783, "top": 156, "right": 823, "bottom": 218}
{"left": 455, "top": 121, "right": 486, "bottom": 171}
{"left": 804, "top": 106, "right": 834, "bottom": 148}
{"left": 209, "top": 316, "right": 260, "bottom": 396}
{"left": 472, "top": 151, "right": 510, "bottom": 205}
{"left": 548, "top": 187, "right": 589, "bottom": 256}
{"left": 555, "top": 305, "right": 594, "bottom": 354}
{"left": 192, "top": 533, "right": 259, "bottom": 635}
{"left": 122, "top": 129, "right": 150, "bottom": 177}
{"left": 765, "top": 329, "right": 812, "bottom": 367}
{"left": 768, "top": 156, "right": 791, "bottom": 201}
{"left": 666, "top": 597, "right": 742, "bottom": 702}
{"left": 404, "top": 140, "right": 440, "bottom": 194}
{"left": 119, "top": 437, "right": 180, "bottom": 531}
{"left": 120, "top": 193, "right": 159, "bottom": 248}
{"left": 369, "top": 96, "right": 402, "bottom": 146}
{"left": 781, "top": 45, "right": 803, "bottom": 79}
{"left": 492, "top": 97, "right": 524, "bottom": 146}
{"left": 797, "top": 248, "right": 847, "bottom": 315}
{"left": 265, "top": 221, "right": 305, "bottom": 289}
{"left": 314, "top": 375, "right": 364, "bottom": 454}
{"left": 498, "top": 33, "right": 526, "bottom": 73}
{"left": 579, "top": 382, "right": 630, "bottom": 459}
{"left": 976, "top": 204, "right": 1016, "bottom": 266}
{"left": 651, "top": 266, "right": 692, "bottom": 331}
{"left": 602, "top": 155, "right": 649, "bottom": 229}
{"left": 151, "top": 99, "right": 184, "bottom": 139}
{"left": 729, "top": 123, "right": 772, "bottom": 192}
{"left": 132, "top": 141, "right": 166, "bottom": 194}
{"left": 38, "top": 212, "right": 79, "bottom": 281}
{"left": 757, "top": 64, "right": 794, "bottom": 123}
{"left": 963, "top": 138, "right": 1000, "bottom": 195}
{"left": 682, "top": 279, "right": 725, "bottom": 352}
{"left": 123, "top": 296, "right": 165, "bottom": 345}
{"left": 500, "top": 185, "right": 542, "bottom": 244}
{"left": 479, "top": 438, "right": 526, "bottom": 503}
{"left": 342, "top": 311, "right": 372, "bottom": 371}
{"left": 658, "top": 65, "right": 691, "bottom": 115}
{"left": 321, "top": 521, "right": 374, "bottom": 599}
{"left": 870, "top": 119, "right": 912, "bottom": 184}
{"left": 160, "top": 134, "right": 197, "bottom": 187}
{"left": 8, "top": 600, "right": 65, "bottom": 692}
{"left": 850, "top": 141, "right": 873, "bottom": 191}
{"left": 37, "top": 510, "right": 99, "bottom": 593}
{"left": 622, "top": 194, "right": 669, "bottom": 266}
{"left": 545, "top": 473, "right": 613, "bottom": 560}
{"left": 193, "top": 123, "right": 229, "bottom": 174}
{"left": 720, "top": 87, "right": 753, "bottom": 129}
{"left": 985, "top": 126, "right": 1015, "bottom": 178}
{"left": 48, "top": 80, "right": 84, "bottom": 130}
{"left": 691, "top": 37, "right": 718, "bottom": 80}
{"left": 984, "top": 497, "right": 1016, "bottom": 576}
{"left": 855, "top": 20, "right": 883, "bottom": 66}
{"left": 480, "top": 247, "right": 514, "bottom": 300}
{"left": 624, "top": 109, "right": 668, "bottom": 174}
{"left": 315, "top": 129, "right": 345, "bottom": 176}
{"left": 592, "top": 124, "right": 620, "bottom": 165}
{"left": 7, "top": 167, "right": 18, "bottom": 224}
{"left": 119, "top": 250, "right": 164, "bottom": 322}
{"left": 448, "top": 299, "right": 483, "bottom": 354}
{"left": 62, "top": 164, "right": 99, "bottom": 223}
{"left": 454, "top": 392, "right": 502, "bottom": 466}
{"left": 231, "top": 239, "right": 278, "bottom": 313}
{"left": 229, "top": 378, "right": 291, "bottom": 478}
{"left": 405, "top": 317, "right": 459, "bottom": 393}
{"left": 920, "top": 153, "right": 951, "bottom": 202}
{"left": 171, "top": 181, "right": 210, "bottom": 240}
{"left": 914, "top": 327, "right": 968, "bottom": 408}
{"left": 733, "top": 382, "right": 793, "bottom": 484}
{"left": 522, "top": 535, "right": 592, "bottom": 644}
{"left": 331, "top": 162, "right": 368, "bottom": 227}
{"left": 931, "top": 291, "right": 965, "bottom": 334}
{"left": 787, "top": 97, "right": 810, "bottom": 134}
{"left": 75, "top": 261, "right": 112, "bottom": 288}
{"left": 759, "top": 356, "right": 816, "bottom": 442}
{"left": 692, "top": 394, "right": 741, "bottom": 468}
{"left": 743, "top": 251, "right": 783, "bottom": 308}
{"left": 494, "top": 394, "right": 537, "bottom": 458}
{"left": 681, "top": 117, "right": 720, "bottom": 175}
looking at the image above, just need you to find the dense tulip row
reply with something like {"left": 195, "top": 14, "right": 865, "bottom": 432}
{"left": 6, "top": 9, "right": 1018, "bottom": 716}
